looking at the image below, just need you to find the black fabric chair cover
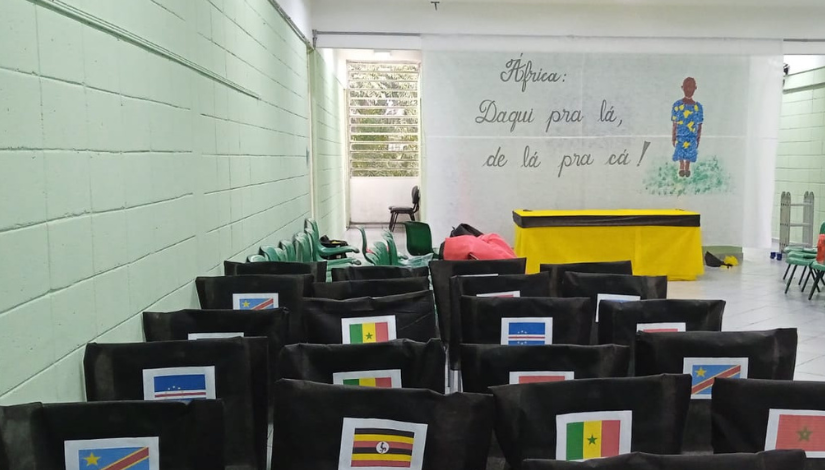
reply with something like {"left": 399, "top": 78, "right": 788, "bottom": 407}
{"left": 271, "top": 379, "right": 494, "bottom": 470}
{"left": 635, "top": 329, "right": 798, "bottom": 454}
{"left": 521, "top": 450, "right": 806, "bottom": 470}
{"left": 302, "top": 291, "right": 438, "bottom": 344}
{"left": 540, "top": 261, "right": 634, "bottom": 297}
{"left": 0, "top": 400, "right": 225, "bottom": 470}
{"left": 449, "top": 272, "right": 552, "bottom": 369}
{"left": 461, "top": 297, "right": 593, "bottom": 347}
{"left": 142, "top": 309, "right": 285, "bottom": 393}
{"left": 560, "top": 272, "right": 668, "bottom": 344}
{"left": 712, "top": 378, "right": 825, "bottom": 469}
{"left": 430, "top": 258, "right": 527, "bottom": 353}
{"left": 311, "top": 278, "right": 430, "bottom": 300}
{"left": 276, "top": 339, "right": 446, "bottom": 392}
{"left": 331, "top": 265, "right": 430, "bottom": 281}
{"left": 492, "top": 374, "right": 691, "bottom": 469}
{"left": 460, "top": 344, "right": 631, "bottom": 393}
{"left": 598, "top": 299, "right": 725, "bottom": 374}
{"left": 83, "top": 339, "right": 267, "bottom": 470}
{"left": 224, "top": 259, "right": 327, "bottom": 283}
{"left": 195, "top": 274, "right": 312, "bottom": 342}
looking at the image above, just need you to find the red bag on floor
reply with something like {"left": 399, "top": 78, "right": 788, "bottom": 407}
{"left": 817, "top": 234, "right": 825, "bottom": 264}
{"left": 442, "top": 234, "right": 517, "bottom": 260}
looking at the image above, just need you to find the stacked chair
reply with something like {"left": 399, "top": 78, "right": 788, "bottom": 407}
{"left": 1, "top": 225, "right": 820, "bottom": 470}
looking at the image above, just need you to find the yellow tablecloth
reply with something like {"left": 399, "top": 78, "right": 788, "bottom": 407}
{"left": 513, "top": 209, "right": 704, "bottom": 281}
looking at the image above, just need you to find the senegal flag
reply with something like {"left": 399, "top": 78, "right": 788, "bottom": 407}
{"left": 556, "top": 410, "right": 632, "bottom": 461}
{"left": 341, "top": 316, "right": 398, "bottom": 345}
{"left": 339, "top": 418, "right": 427, "bottom": 470}
{"left": 766, "top": 409, "right": 825, "bottom": 457}
{"left": 333, "top": 369, "right": 402, "bottom": 388}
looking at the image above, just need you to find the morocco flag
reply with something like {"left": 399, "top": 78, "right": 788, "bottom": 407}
{"left": 556, "top": 410, "right": 632, "bottom": 461}
{"left": 766, "top": 409, "right": 825, "bottom": 457}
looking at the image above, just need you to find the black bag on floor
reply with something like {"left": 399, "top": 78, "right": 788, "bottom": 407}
{"left": 195, "top": 274, "right": 312, "bottom": 342}
{"left": 142, "top": 308, "right": 286, "bottom": 384}
{"left": 461, "top": 297, "right": 593, "bottom": 347}
{"left": 449, "top": 272, "right": 553, "bottom": 369}
{"left": 712, "top": 377, "right": 825, "bottom": 469}
{"left": 302, "top": 291, "right": 438, "bottom": 344}
{"left": 521, "top": 450, "right": 806, "bottom": 470}
{"left": 331, "top": 265, "right": 430, "bottom": 281}
{"left": 277, "top": 339, "right": 446, "bottom": 393}
{"left": 492, "top": 374, "right": 691, "bottom": 469}
{"left": 460, "top": 344, "right": 630, "bottom": 393}
{"left": 540, "top": 261, "right": 634, "bottom": 297}
{"left": 271, "top": 379, "right": 494, "bottom": 470}
{"left": 430, "top": 259, "right": 527, "bottom": 352}
{"left": 635, "top": 329, "right": 798, "bottom": 454}
{"left": 83, "top": 338, "right": 267, "bottom": 470}
{"left": 312, "top": 278, "right": 430, "bottom": 299}
{"left": 224, "top": 259, "right": 327, "bottom": 283}
{"left": 0, "top": 400, "right": 225, "bottom": 470}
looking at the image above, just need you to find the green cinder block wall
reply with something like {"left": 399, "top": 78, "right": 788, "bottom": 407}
{"left": 0, "top": 0, "right": 344, "bottom": 403}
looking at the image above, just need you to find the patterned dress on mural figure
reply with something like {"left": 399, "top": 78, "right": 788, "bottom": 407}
{"left": 671, "top": 77, "right": 704, "bottom": 178}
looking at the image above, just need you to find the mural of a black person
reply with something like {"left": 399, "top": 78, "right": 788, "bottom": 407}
{"left": 671, "top": 77, "right": 704, "bottom": 177}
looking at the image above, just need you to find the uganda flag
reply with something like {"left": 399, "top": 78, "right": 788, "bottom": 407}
{"left": 556, "top": 411, "right": 632, "bottom": 461}
{"left": 333, "top": 369, "right": 403, "bottom": 388}
{"left": 64, "top": 437, "right": 160, "bottom": 470}
{"left": 766, "top": 409, "right": 825, "bottom": 457}
{"left": 339, "top": 418, "right": 427, "bottom": 470}
{"left": 341, "top": 316, "right": 398, "bottom": 345}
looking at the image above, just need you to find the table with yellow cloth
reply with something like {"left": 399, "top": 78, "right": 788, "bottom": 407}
{"left": 513, "top": 209, "right": 704, "bottom": 281}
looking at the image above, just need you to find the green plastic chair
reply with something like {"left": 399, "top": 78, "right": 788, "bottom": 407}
{"left": 294, "top": 232, "right": 313, "bottom": 262}
{"left": 807, "top": 261, "right": 825, "bottom": 299}
{"left": 783, "top": 221, "right": 825, "bottom": 258}
{"left": 279, "top": 240, "right": 297, "bottom": 262}
{"left": 247, "top": 254, "right": 267, "bottom": 262}
{"left": 403, "top": 221, "right": 437, "bottom": 258}
{"left": 304, "top": 228, "right": 360, "bottom": 267}
{"left": 305, "top": 219, "right": 359, "bottom": 259}
{"left": 358, "top": 226, "right": 380, "bottom": 266}
{"left": 371, "top": 241, "right": 391, "bottom": 266}
{"left": 785, "top": 253, "right": 814, "bottom": 294}
{"left": 260, "top": 245, "right": 279, "bottom": 261}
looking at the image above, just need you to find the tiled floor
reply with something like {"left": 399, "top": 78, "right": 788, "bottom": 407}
{"left": 667, "top": 249, "right": 825, "bottom": 381}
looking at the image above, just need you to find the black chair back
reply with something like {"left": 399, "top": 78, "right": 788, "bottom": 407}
{"left": 540, "top": 261, "right": 633, "bottom": 296}
{"left": 521, "top": 450, "right": 806, "bottom": 470}
{"left": 331, "top": 265, "right": 430, "bottom": 281}
{"left": 311, "top": 278, "right": 430, "bottom": 299}
{"left": 224, "top": 260, "right": 326, "bottom": 283}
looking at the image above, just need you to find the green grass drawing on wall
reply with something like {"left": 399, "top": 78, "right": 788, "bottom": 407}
{"left": 644, "top": 156, "right": 731, "bottom": 196}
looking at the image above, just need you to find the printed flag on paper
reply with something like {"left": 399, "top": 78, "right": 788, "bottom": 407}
{"left": 338, "top": 418, "right": 427, "bottom": 470}
{"left": 683, "top": 357, "right": 748, "bottom": 399}
{"left": 509, "top": 371, "right": 574, "bottom": 384}
{"left": 477, "top": 291, "right": 521, "bottom": 298}
{"left": 232, "top": 293, "right": 278, "bottom": 310}
{"left": 333, "top": 369, "right": 403, "bottom": 388}
{"left": 595, "top": 294, "right": 640, "bottom": 322}
{"left": 556, "top": 411, "right": 632, "bottom": 461}
{"left": 636, "top": 322, "right": 686, "bottom": 333}
{"left": 500, "top": 317, "right": 553, "bottom": 345}
{"left": 341, "top": 316, "right": 398, "bottom": 345}
{"left": 187, "top": 332, "right": 245, "bottom": 340}
{"left": 142, "top": 366, "right": 216, "bottom": 402}
{"left": 64, "top": 437, "right": 159, "bottom": 470}
{"left": 765, "top": 409, "right": 825, "bottom": 457}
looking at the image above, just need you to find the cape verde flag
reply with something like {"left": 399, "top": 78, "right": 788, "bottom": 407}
{"left": 64, "top": 437, "right": 159, "bottom": 470}
{"left": 500, "top": 317, "right": 553, "bottom": 345}
{"left": 142, "top": 366, "right": 216, "bottom": 402}
{"left": 683, "top": 357, "right": 749, "bottom": 399}
{"left": 232, "top": 293, "right": 278, "bottom": 310}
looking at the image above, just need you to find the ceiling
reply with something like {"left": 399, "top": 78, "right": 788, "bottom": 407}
{"left": 376, "top": 0, "right": 825, "bottom": 6}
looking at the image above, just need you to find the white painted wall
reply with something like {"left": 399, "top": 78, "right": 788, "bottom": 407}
{"left": 312, "top": 0, "right": 825, "bottom": 46}
{"left": 273, "top": 0, "right": 312, "bottom": 42}
{"left": 350, "top": 177, "right": 419, "bottom": 224}
{"left": 0, "top": 0, "right": 315, "bottom": 403}
{"left": 785, "top": 56, "right": 825, "bottom": 75}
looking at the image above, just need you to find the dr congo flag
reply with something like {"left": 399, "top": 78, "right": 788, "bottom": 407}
{"left": 712, "top": 377, "right": 825, "bottom": 469}
{"left": 635, "top": 329, "right": 797, "bottom": 453}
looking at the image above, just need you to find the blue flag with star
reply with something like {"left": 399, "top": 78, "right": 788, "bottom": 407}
{"left": 77, "top": 446, "right": 150, "bottom": 470}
